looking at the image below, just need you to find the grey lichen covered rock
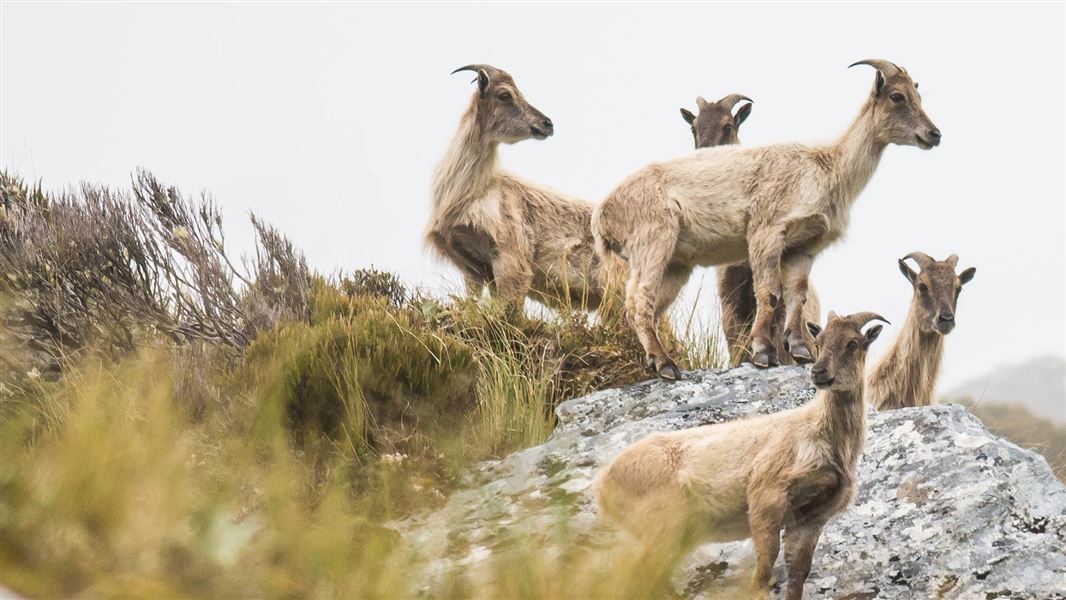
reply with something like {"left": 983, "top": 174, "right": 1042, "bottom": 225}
{"left": 399, "top": 366, "right": 1066, "bottom": 598}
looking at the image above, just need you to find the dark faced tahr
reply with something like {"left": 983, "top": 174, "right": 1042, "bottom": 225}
{"left": 806, "top": 312, "right": 889, "bottom": 391}
{"left": 680, "top": 94, "right": 753, "bottom": 148}
{"left": 898, "top": 252, "right": 977, "bottom": 335}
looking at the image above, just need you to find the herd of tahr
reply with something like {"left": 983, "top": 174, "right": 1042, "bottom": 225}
{"left": 425, "top": 59, "right": 976, "bottom": 599}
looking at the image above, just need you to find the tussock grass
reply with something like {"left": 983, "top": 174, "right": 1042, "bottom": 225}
{"left": 675, "top": 274, "right": 728, "bottom": 372}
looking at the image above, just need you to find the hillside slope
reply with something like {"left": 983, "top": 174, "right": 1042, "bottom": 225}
{"left": 944, "top": 355, "right": 1065, "bottom": 424}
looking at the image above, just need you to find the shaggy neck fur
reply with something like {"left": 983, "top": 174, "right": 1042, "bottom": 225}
{"left": 824, "top": 98, "right": 887, "bottom": 208}
{"left": 807, "top": 384, "right": 868, "bottom": 472}
{"left": 429, "top": 97, "right": 498, "bottom": 230}
{"left": 868, "top": 301, "right": 944, "bottom": 410}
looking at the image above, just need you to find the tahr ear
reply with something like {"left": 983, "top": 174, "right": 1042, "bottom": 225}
{"left": 863, "top": 324, "right": 883, "bottom": 349}
{"left": 958, "top": 267, "right": 977, "bottom": 286}
{"left": 873, "top": 70, "right": 886, "bottom": 97}
{"left": 898, "top": 259, "right": 918, "bottom": 285}
{"left": 680, "top": 108, "right": 696, "bottom": 125}
{"left": 734, "top": 102, "right": 753, "bottom": 126}
{"left": 806, "top": 321, "right": 823, "bottom": 339}
{"left": 476, "top": 69, "right": 491, "bottom": 98}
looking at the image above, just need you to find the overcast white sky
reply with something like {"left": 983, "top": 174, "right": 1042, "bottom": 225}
{"left": 2, "top": 2, "right": 1064, "bottom": 391}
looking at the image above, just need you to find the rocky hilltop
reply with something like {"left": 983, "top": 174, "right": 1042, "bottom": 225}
{"left": 399, "top": 366, "right": 1066, "bottom": 599}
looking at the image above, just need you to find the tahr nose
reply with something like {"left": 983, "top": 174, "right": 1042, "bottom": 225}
{"left": 542, "top": 117, "right": 554, "bottom": 131}
{"left": 928, "top": 128, "right": 942, "bottom": 141}
{"left": 812, "top": 366, "right": 828, "bottom": 377}
{"left": 938, "top": 312, "right": 954, "bottom": 323}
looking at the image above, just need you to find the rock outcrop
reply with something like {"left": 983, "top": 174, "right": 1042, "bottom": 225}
{"left": 399, "top": 366, "right": 1066, "bottom": 598}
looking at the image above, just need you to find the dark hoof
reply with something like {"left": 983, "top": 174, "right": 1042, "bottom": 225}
{"left": 789, "top": 342, "right": 814, "bottom": 364}
{"left": 751, "top": 344, "right": 779, "bottom": 369}
{"left": 752, "top": 351, "right": 771, "bottom": 369}
{"left": 658, "top": 361, "right": 682, "bottom": 381}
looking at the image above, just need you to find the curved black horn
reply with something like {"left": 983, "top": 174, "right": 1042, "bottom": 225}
{"left": 848, "top": 312, "right": 891, "bottom": 328}
{"left": 849, "top": 59, "right": 901, "bottom": 78}
{"left": 451, "top": 64, "right": 502, "bottom": 83}
{"left": 451, "top": 64, "right": 500, "bottom": 97}
{"left": 901, "top": 252, "right": 935, "bottom": 270}
{"left": 717, "top": 94, "right": 753, "bottom": 110}
{"left": 452, "top": 64, "right": 489, "bottom": 76}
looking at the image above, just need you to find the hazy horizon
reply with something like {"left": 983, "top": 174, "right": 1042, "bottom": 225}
{"left": 3, "top": 2, "right": 1064, "bottom": 392}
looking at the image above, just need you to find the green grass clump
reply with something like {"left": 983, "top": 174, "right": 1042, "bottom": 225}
{"left": 243, "top": 283, "right": 477, "bottom": 461}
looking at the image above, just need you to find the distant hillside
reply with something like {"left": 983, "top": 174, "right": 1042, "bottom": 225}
{"left": 944, "top": 355, "right": 1065, "bottom": 424}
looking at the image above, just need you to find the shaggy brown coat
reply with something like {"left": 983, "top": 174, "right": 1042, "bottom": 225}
{"left": 594, "top": 312, "right": 887, "bottom": 599}
{"left": 426, "top": 64, "right": 620, "bottom": 311}
{"left": 592, "top": 60, "right": 939, "bottom": 379}
{"left": 681, "top": 96, "right": 824, "bottom": 367}
{"left": 867, "top": 252, "right": 976, "bottom": 410}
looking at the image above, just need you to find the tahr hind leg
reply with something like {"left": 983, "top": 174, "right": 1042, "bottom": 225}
{"left": 625, "top": 226, "right": 683, "bottom": 380}
{"left": 747, "top": 226, "right": 787, "bottom": 369}
{"left": 781, "top": 251, "right": 816, "bottom": 364}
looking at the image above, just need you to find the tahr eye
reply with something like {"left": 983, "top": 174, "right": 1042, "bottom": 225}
{"left": 723, "top": 124, "right": 734, "bottom": 133}
{"left": 890, "top": 92, "right": 905, "bottom": 103}
{"left": 918, "top": 282, "right": 929, "bottom": 294}
{"left": 496, "top": 91, "right": 513, "bottom": 103}
{"left": 847, "top": 340, "right": 859, "bottom": 351}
